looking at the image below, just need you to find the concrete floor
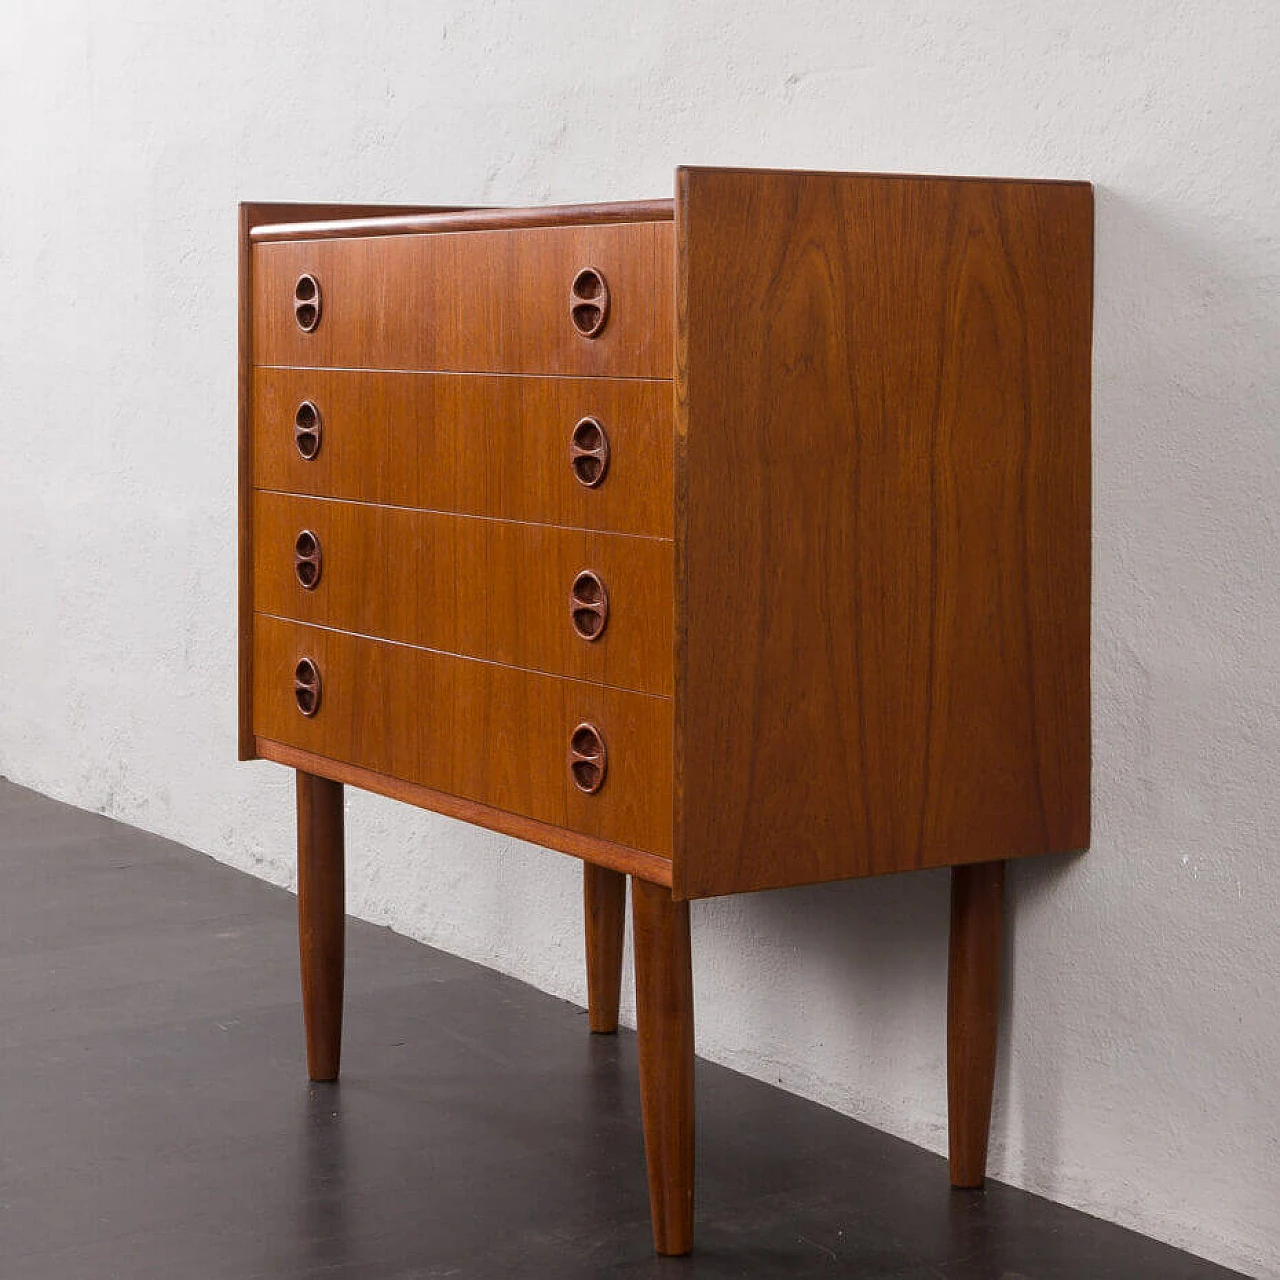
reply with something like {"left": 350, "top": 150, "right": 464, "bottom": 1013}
{"left": 0, "top": 778, "right": 1247, "bottom": 1279}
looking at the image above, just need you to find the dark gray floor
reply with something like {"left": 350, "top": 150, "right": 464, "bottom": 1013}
{"left": 0, "top": 778, "right": 1246, "bottom": 1280}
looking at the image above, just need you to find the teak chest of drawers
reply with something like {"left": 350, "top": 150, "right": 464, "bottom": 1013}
{"left": 238, "top": 166, "right": 1093, "bottom": 1256}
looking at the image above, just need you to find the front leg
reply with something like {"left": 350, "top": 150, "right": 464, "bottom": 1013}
{"left": 296, "top": 771, "right": 345, "bottom": 1082}
{"left": 631, "top": 877, "right": 695, "bottom": 1255}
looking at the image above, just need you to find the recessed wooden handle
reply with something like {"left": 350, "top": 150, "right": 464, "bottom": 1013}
{"left": 570, "top": 570, "right": 608, "bottom": 641}
{"left": 294, "top": 400, "right": 322, "bottom": 460}
{"left": 570, "top": 267, "right": 609, "bottom": 338}
{"left": 294, "top": 657, "right": 322, "bottom": 718}
{"left": 570, "top": 416, "right": 610, "bottom": 487}
{"left": 569, "top": 723, "right": 607, "bottom": 794}
{"left": 294, "top": 529, "right": 322, "bottom": 590}
{"left": 294, "top": 274, "right": 322, "bottom": 332}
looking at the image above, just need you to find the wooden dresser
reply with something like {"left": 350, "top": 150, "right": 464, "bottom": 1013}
{"left": 238, "top": 166, "right": 1093, "bottom": 1256}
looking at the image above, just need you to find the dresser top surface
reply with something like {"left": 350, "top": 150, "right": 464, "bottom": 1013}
{"left": 245, "top": 166, "right": 1091, "bottom": 245}
{"left": 248, "top": 199, "right": 675, "bottom": 244}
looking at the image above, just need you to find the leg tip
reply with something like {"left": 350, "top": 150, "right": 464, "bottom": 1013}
{"left": 653, "top": 1237, "right": 694, "bottom": 1256}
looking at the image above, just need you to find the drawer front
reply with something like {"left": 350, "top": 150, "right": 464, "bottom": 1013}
{"left": 253, "top": 492, "right": 673, "bottom": 696}
{"left": 252, "top": 221, "right": 673, "bottom": 378}
{"left": 253, "top": 369, "right": 672, "bottom": 539}
{"left": 253, "top": 615, "right": 673, "bottom": 857}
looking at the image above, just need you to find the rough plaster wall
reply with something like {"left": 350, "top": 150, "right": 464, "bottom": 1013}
{"left": 1, "top": 1, "right": 1277, "bottom": 1273}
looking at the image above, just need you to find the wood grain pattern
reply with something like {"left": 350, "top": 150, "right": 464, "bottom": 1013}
{"left": 253, "top": 221, "right": 673, "bottom": 378}
{"left": 240, "top": 201, "right": 465, "bottom": 759}
{"left": 253, "top": 615, "right": 673, "bottom": 857}
{"left": 253, "top": 491, "right": 673, "bottom": 696}
{"left": 296, "top": 770, "right": 345, "bottom": 1082}
{"left": 253, "top": 369, "right": 673, "bottom": 538}
{"left": 674, "top": 167, "right": 1093, "bottom": 899}
{"left": 948, "top": 860, "right": 1004, "bottom": 1187}
{"left": 632, "top": 877, "right": 695, "bottom": 1255}
{"left": 584, "top": 865, "right": 627, "bottom": 1033}
{"left": 251, "top": 199, "right": 674, "bottom": 243}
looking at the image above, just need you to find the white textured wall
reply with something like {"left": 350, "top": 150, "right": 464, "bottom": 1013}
{"left": 2, "top": 2, "right": 1277, "bottom": 1273}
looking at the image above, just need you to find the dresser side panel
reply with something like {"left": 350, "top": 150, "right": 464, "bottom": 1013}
{"left": 674, "top": 168, "right": 1093, "bottom": 899}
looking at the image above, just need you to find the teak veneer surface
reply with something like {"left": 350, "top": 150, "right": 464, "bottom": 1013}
{"left": 253, "top": 490, "right": 674, "bottom": 697}
{"left": 253, "top": 614, "right": 674, "bottom": 857}
{"left": 673, "top": 167, "right": 1092, "bottom": 897}
{"left": 253, "top": 368, "right": 673, "bottom": 538}
{"left": 253, "top": 221, "right": 674, "bottom": 378}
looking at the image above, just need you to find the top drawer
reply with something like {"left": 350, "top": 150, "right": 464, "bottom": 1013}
{"left": 252, "top": 221, "right": 673, "bottom": 379}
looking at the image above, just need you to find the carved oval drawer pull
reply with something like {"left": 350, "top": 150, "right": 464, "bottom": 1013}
{"left": 294, "top": 529, "right": 322, "bottom": 590}
{"left": 294, "top": 274, "right": 322, "bottom": 332}
{"left": 294, "top": 657, "right": 322, "bottom": 718}
{"left": 570, "top": 415, "right": 610, "bottom": 487}
{"left": 569, "top": 267, "right": 609, "bottom": 338}
{"left": 569, "top": 723, "right": 607, "bottom": 794}
{"left": 569, "top": 570, "right": 608, "bottom": 641}
{"left": 294, "top": 400, "right": 323, "bottom": 460}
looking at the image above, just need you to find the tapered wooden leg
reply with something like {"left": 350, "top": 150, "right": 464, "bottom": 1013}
{"left": 631, "top": 877, "right": 695, "bottom": 1255}
{"left": 297, "top": 771, "right": 345, "bottom": 1083}
{"left": 584, "top": 865, "right": 627, "bottom": 1033}
{"left": 948, "top": 860, "right": 1005, "bottom": 1187}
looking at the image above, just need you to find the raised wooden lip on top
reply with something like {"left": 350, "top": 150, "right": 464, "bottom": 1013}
{"left": 249, "top": 199, "right": 677, "bottom": 243}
